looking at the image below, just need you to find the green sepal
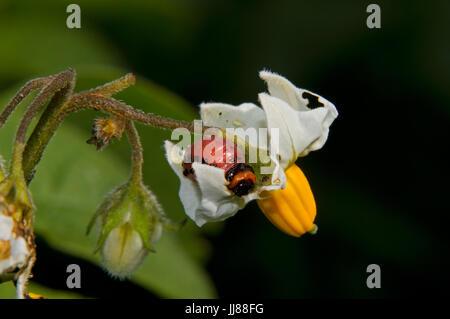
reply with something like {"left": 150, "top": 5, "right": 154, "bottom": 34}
{"left": 129, "top": 183, "right": 165, "bottom": 252}
{"left": 128, "top": 185, "right": 154, "bottom": 252}
{"left": 91, "top": 183, "right": 129, "bottom": 252}
{"left": 89, "top": 181, "right": 170, "bottom": 254}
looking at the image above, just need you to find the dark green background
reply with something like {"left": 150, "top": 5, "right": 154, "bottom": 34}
{"left": 0, "top": 0, "right": 448, "bottom": 298}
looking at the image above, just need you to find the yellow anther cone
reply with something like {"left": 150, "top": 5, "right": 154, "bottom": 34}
{"left": 257, "top": 164, "right": 317, "bottom": 237}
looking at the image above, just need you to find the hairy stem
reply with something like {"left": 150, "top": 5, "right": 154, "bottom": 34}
{"left": 87, "top": 73, "right": 136, "bottom": 97}
{"left": 14, "top": 70, "right": 75, "bottom": 145}
{"left": 68, "top": 93, "right": 197, "bottom": 131}
{"left": 14, "top": 251, "right": 36, "bottom": 299}
{"left": 22, "top": 71, "right": 76, "bottom": 182}
{"left": 124, "top": 120, "right": 143, "bottom": 185}
{"left": 0, "top": 77, "right": 50, "bottom": 128}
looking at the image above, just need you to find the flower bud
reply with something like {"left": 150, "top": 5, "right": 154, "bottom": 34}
{"left": 257, "top": 164, "right": 317, "bottom": 237}
{"left": 88, "top": 181, "right": 166, "bottom": 279}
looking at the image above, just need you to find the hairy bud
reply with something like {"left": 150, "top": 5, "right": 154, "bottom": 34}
{"left": 87, "top": 181, "right": 166, "bottom": 279}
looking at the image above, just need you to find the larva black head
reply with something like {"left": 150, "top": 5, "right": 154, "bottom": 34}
{"left": 232, "top": 179, "right": 255, "bottom": 196}
{"left": 226, "top": 163, "right": 256, "bottom": 196}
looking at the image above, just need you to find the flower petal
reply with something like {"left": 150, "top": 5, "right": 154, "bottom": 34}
{"left": 193, "top": 163, "right": 246, "bottom": 225}
{"left": 164, "top": 141, "right": 247, "bottom": 227}
{"left": 200, "top": 101, "right": 286, "bottom": 189}
{"left": 258, "top": 152, "right": 287, "bottom": 192}
{"left": 260, "top": 71, "right": 333, "bottom": 112}
{"left": 260, "top": 70, "right": 309, "bottom": 111}
{"left": 0, "top": 214, "right": 14, "bottom": 240}
{"left": 164, "top": 141, "right": 202, "bottom": 223}
{"left": 260, "top": 70, "right": 338, "bottom": 156}
{"left": 0, "top": 214, "right": 30, "bottom": 275}
{"left": 259, "top": 92, "right": 336, "bottom": 169}
{"left": 200, "top": 102, "right": 267, "bottom": 132}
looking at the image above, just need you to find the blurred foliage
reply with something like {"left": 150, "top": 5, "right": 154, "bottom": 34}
{"left": 0, "top": 0, "right": 448, "bottom": 298}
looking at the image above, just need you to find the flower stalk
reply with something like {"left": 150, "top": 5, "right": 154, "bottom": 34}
{"left": 125, "top": 120, "right": 143, "bottom": 185}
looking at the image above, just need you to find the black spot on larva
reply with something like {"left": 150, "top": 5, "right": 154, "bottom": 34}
{"left": 232, "top": 179, "right": 255, "bottom": 196}
{"left": 219, "top": 112, "right": 222, "bottom": 116}
{"left": 302, "top": 91, "right": 325, "bottom": 109}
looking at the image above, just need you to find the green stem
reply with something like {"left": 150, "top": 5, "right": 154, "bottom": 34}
{"left": 14, "top": 70, "right": 74, "bottom": 145}
{"left": 124, "top": 120, "right": 143, "bottom": 185}
{"left": 68, "top": 93, "right": 197, "bottom": 131}
{"left": 10, "top": 142, "right": 26, "bottom": 181}
{"left": 0, "top": 77, "right": 50, "bottom": 128}
{"left": 20, "top": 71, "right": 76, "bottom": 183}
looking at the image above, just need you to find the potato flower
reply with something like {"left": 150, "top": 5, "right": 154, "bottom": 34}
{"left": 165, "top": 71, "right": 337, "bottom": 236}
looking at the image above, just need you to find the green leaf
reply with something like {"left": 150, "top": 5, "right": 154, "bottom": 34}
{"left": 0, "top": 74, "right": 217, "bottom": 298}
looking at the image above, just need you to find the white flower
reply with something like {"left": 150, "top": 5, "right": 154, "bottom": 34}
{"left": 165, "top": 71, "right": 338, "bottom": 227}
{"left": 0, "top": 213, "right": 31, "bottom": 277}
